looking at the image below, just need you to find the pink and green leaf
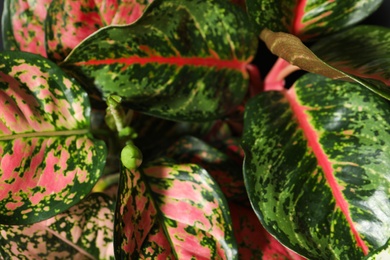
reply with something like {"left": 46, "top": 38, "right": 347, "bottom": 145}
{"left": 2, "top": 0, "right": 53, "bottom": 56}
{"left": 0, "top": 51, "right": 106, "bottom": 225}
{"left": 45, "top": 0, "right": 152, "bottom": 61}
{"left": 165, "top": 136, "right": 247, "bottom": 202}
{"left": 246, "top": 0, "right": 382, "bottom": 39}
{"left": 115, "top": 157, "right": 237, "bottom": 259}
{"left": 62, "top": 0, "right": 257, "bottom": 121}
{"left": 2, "top": 0, "right": 152, "bottom": 61}
{"left": 0, "top": 193, "right": 115, "bottom": 259}
{"left": 242, "top": 73, "right": 390, "bottom": 258}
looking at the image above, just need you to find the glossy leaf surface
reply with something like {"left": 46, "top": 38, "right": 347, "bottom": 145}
{"left": 0, "top": 193, "right": 115, "bottom": 259}
{"left": 45, "top": 0, "right": 152, "bottom": 61}
{"left": 242, "top": 73, "right": 390, "bottom": 259}
{"left": 63, "top": 0, "right": 257, "bottom": 121}
{"left": 115, "top": 157, "right": 237, "bottom": 259}
{"left": 246, "top": 0, "right": 382, "bottom": 39}
{"left": 0, "top": 51, "right": 106, "bottom": 224}
{"left": 260, "top": 28, "right": 390, "bottom": 100}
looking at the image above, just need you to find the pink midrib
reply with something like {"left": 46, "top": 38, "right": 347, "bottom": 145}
{"left": 285, "top": 89, "right": 369, "bottom": 255}
{"left": 291, "top": 0, "right": 307, "bottom": 35}
{"left": 73, "top": 56, "right": 248, "bottom": 73}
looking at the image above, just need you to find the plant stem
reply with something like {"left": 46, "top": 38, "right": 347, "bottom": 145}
{"left": 264, "top": 57, "right": 300, "bottom": 91}
{"left": 92, "top": 173, "right": 120, "bottom": 193}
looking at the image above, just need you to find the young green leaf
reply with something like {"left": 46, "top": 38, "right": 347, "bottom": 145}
{"left": 0, "top": 193, "right": 115, "bottom": 259}
{"left": 242, "top": 73, "right": 390, "bottom": 259}
{"left": 260, "top": 27, "right": 390, "bottom": 100}
{"left": 247, "top": 0, "right": 382, "bottom": 39}
{"left": 0, "top": 51, "right": 106, "bottom": 225}
{"left": 63, "top": 0, "right": 257, "bottom": 121}
{"left": 115, "top": 157, "right": 237, "bottom": 259}
{"left": 45, "top": 0, "right": 152, "bottom": 61}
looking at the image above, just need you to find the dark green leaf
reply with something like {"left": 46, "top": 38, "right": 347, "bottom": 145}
{"left": 247, "top": 0, "right": 382, "bottom": 39}
{"left": 260, "top": 28, "right": 390, "bottom": 100}
{"left": 311, "top": 25, "right": 390, "bottom": 100}
{"left": 63, "top": 0, "right": 257, "bottom": 121}
{"left": 242, "top": 73, "right": 390, "bottom": 259}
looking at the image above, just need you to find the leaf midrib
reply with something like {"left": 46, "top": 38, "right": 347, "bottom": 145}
{"left": 0, "top": 129, "right": 90, "bottom": 141}
{"left": 72, "top": 56, "right": 247, "bottom": 72}
{"left": 284, "top": 89, "right": 369, "bottom": 255}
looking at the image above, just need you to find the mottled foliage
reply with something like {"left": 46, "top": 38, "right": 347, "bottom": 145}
{"left": 115, "top": 157, "right": 237, "bottom": 259}
{"left": 0, "top": 51, "right": 106, "bottom": 224}
{"left": 242, "top": 73, "right": 390, "bottom": 259}
{"left": 63, "top": 0, "right": 257, "bottom": 121}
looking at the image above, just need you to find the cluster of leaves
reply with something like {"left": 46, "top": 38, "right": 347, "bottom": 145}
{"left": 0, "top": 0, "right": 390, "bottom": 259}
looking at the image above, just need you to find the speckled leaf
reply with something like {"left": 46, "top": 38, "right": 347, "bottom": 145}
{"left": 63, "top": 0, "right": 257, "bottom": 121}
{"left": 115, "top": 157, "right": 237, "bottom": 259}
{"left": 0, "top": 193, "right": 115, "bottom": 259}
{"left": 45, "top": 0, "right": 152, "bottom": 61}
{"left": 230, "top": 203, "right": 304, "bottom": 260}
{"left": 165, "top": 136, "right": 246, "bottom": 202}
{"left": 242, "top": 73, "right": 390, "bottom": 259}
{"left": 365, "top": 238, "right": 390, "bottom": 260}
{"left": 2, "top": 0, "right": 53, "bottom": 56}
{"left": 0, "top": 51, "right": 106, "bottom": 225}
{"left": 260, "top": 28, "right": 390, "bottom": 100}
{"left": 246, "top": 0, "right": 382, "bottom": 39}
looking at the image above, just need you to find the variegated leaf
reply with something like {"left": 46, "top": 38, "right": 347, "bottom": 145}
{"left": 242, "top": 73, "right": 390, "bottom": 259}
{"left": 230, "top": 203, "right": 304, "bottom": 260}
{"left": 246, "top": 0, "right": 382, "bottom": 39}
{"left": 260, "top": 27, "right": 390, "bottom": 100}
{"left": 2, "top": 0, "right": 152, "bottom": 61}
{"left": 45, "top": 0, "right": 152, "bottom": 61}
{"left": 0, "top": 193, "right": 115, "bottom": 259}
{"left": 2, "top": 0, "right": 53, "bottom": 56}
{"left": 115, "top": 157, "right": 237, "bottom": 259}
{"left": 165, "top": 136, "right": 247, "bottom": 202}
{"left": 0, "top": 51, "right": 106, "bottom": 224}
{"left": 63, "top": 0, "right": 257, "bottom": 121}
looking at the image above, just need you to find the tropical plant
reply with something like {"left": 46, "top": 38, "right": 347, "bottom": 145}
{"left": 0, "top": 0, "right": 389, "bottom": 259}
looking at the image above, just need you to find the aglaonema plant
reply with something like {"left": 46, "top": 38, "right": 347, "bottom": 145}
{"left": 1, "top": 0, "right": 390, "bottom": 259}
